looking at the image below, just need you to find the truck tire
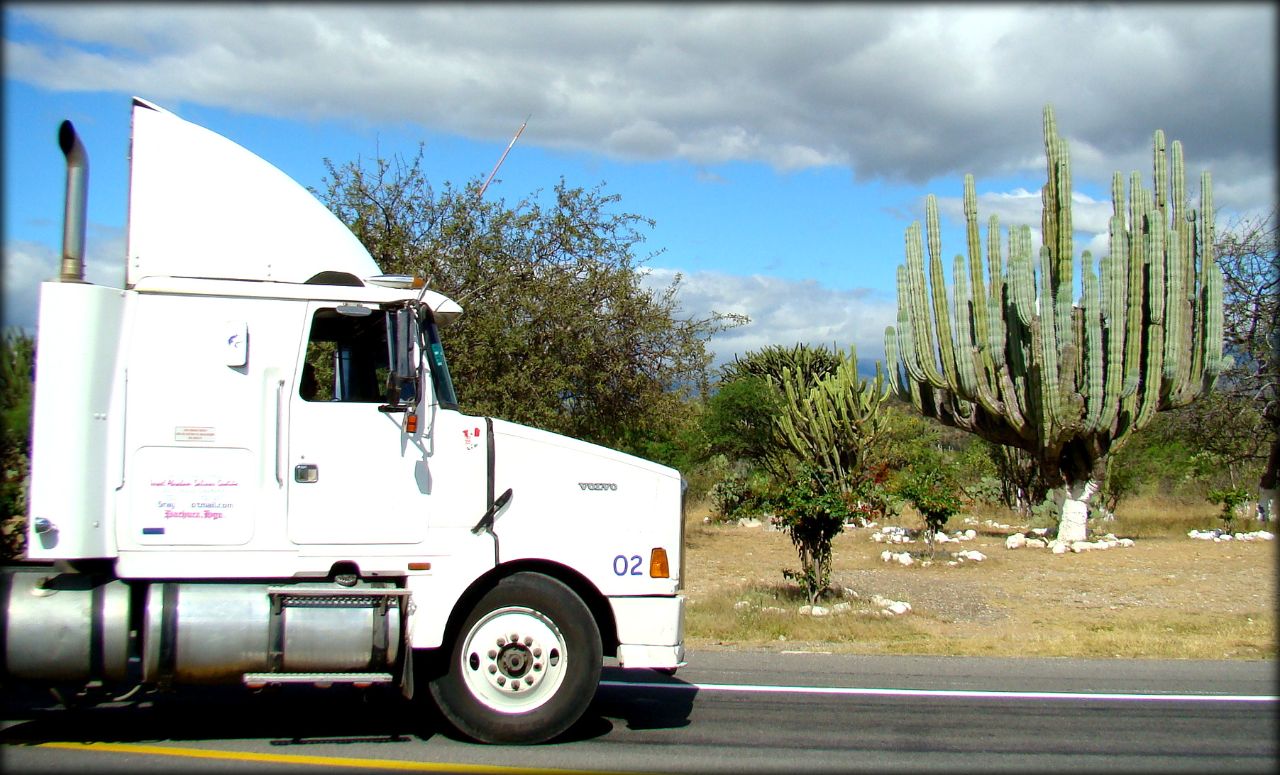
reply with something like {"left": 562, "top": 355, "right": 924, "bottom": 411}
{"left": 428, "top": 572, "right": 602, "bottom": 744}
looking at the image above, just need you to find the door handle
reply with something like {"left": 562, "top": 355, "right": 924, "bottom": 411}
{"left": 294, "top": 464, "right": 319, "bottom": 483}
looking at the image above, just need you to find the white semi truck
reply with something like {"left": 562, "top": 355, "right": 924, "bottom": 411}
{"left": 1, "top": 97, "right": 686, "bottom": 745}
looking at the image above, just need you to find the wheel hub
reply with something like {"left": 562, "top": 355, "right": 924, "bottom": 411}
{"left": 461, "top": 607, "right": 567, "bottom": 712}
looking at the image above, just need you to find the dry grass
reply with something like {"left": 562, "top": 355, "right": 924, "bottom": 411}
{"left": 682, "top": 496, "right": 1277, "bottom": 660}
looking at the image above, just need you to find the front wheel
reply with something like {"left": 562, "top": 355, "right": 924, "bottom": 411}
{"left": 428, "top": 572, "right": 602, "bottom": 744}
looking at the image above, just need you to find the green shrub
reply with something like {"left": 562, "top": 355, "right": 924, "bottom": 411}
{"left": 895, "top": 467, "right": 962, "bottom": 558}
{"left": 765, "top": 466, "right": 851, "bottom": 605}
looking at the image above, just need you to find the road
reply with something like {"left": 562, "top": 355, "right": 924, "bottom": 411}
{"left": 2, "top": 651, "right": 1275, "bottom": 773}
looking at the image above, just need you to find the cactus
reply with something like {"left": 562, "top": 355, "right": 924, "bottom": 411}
{"left": 884, "top": 106, "right": 1225, "bottom": 541}
{"left": 767, "top": 347, "right": 890, "bottom": 493}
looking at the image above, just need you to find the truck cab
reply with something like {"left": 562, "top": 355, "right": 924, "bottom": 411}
{"left": 3, "top": 97, "right": 686, "bottom": 745}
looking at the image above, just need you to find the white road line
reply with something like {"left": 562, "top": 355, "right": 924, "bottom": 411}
{"left": 600, "top": 681, "right": 1277, "bottom": 703}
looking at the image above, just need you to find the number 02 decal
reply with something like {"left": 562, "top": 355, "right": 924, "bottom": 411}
{"left": 613, "top": 554, "right": 643, "bottom": 576}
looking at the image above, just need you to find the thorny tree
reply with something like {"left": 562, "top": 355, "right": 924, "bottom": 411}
{"left": 316, "top": 147, "right": 743, "bottom": 451}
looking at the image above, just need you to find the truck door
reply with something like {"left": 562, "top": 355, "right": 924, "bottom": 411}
{"left": 287, "top": 302, "right": 428, "bottom": 545}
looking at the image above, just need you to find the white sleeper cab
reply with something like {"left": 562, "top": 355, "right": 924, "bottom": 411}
{"left": 3, "top": 98, "right": 686, "bottom": 745}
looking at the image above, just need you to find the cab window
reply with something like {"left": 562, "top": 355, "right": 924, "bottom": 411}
{"left": 300, "top": 307, "right": 389, "bottom": 402}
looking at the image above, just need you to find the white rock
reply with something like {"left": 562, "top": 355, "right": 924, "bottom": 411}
{"left": 871, "top": 533, "right": 885, "bottom": 542}
{"left": 1052, "top": 541, "right": 1069, "bottom": 554}
{"left": 896, "top": 553, "right": 915, "bottom": 566}
{"left": 733, "top": 600, "right": 751, "bottom": 610}
{"left": 798, "top": 605, "right": 812, "bottom": 615}
{"left": 934, "top": 532, "right": 952, "bottom": 543}
{"left": 886, "top": 601, "right": 912, "bottom": 615}
{"left": 1031, "top": 527, "right": 1049, "bottom": 536}
{"left": 833, "top": 602, "right": 852, "bottom": 613}
{"left": 810, "top": 606, "right": 830, "bottom": 617}
{"left": 880, "top": 550, "right": 893, "bottom": 563}
{"left": 1026, "top": 538, "right": 1047, "bottom": 549}
{"left": 1117, "top": 538, "right": 1135, "bottom": 547}
{"left": 1006, "top": 533, "right": 1028, "bottom": 550}
{"left": 957, "top": 550, "right": 987, "bottom": 562}
{"left": 963, "top": 529, "right": 977, "bottom": 540}
{"left": 739, "top": 517, "right": 761, "bottom": 528}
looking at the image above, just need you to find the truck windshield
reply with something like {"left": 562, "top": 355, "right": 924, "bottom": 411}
{"left": 422, "top": 312, "right": 458, "bottom": 409}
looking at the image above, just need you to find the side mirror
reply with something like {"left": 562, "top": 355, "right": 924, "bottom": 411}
{"left": 380, "top": 306, "right": 419, "bottom": 413}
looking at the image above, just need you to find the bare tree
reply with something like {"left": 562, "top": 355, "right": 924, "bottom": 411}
{"left": 1211, "top": 207, "right": 1279, "bottom": 518}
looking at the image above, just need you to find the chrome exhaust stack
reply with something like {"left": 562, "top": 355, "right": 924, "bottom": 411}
{"left": 57, "top": 120, "right": 89, "bottom": 283}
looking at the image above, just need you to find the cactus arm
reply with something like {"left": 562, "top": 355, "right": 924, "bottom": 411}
{"left": 964, "top": 175, "right": 991, "bottom": 366}
{"left": 986, "top": 215, "right": 1008, "bottom": 369}
{"left": 926, "top": 195, "right": 961, "bottom": 393}
{"left": 1081, "top": 259, "right": 1104, "bottom": 432}
{"left": 893, "top": 265, "right": 930, "bottom": 386}
{"left": 904, "top": 222, "right": 949, "bottom": 387}
{"left": 1042, "top": 106, "right": 1074, "bottom": 294}
{"left": 1118, "top": 172, "right": 1148, "bottom": 433}
{"left": 1199, "top": 171, "right": 1224, "bottom": 392}
{"left": 952, "top": 254, "right": 979, "bottom": 398}
{"left": 1162, "top": 226, "right": 1185, "bottom": 387}
{"left": 1134, "top": 193, "right": 1167, "bottom": 430}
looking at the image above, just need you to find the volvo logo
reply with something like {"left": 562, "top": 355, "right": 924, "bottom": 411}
{"left": 578, "top": 482, "right": 618, "bottom": 491}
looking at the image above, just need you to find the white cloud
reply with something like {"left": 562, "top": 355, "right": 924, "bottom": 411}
{"left": 2, "top": 228, "right": 125, "bottom": 330}
{"left": 641, "top": 267, "right": 897, "bottom": 370}
{"left": 6, "top": 4, "right": 1272, "bottom": 203}
{"left": 2, "top": 241, "right": 55, "bottom": 331}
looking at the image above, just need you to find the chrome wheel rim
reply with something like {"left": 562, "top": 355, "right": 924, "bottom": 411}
{"left": 459, "top": 605, "right": 569, "bottom": 713}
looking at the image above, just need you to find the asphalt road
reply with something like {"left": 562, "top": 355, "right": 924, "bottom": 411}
{"left": 2, "top": 651, "right": 1275, "bottom": 773}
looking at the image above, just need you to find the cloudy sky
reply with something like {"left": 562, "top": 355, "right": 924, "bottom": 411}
{"left": 3, "top": 3, "right": 1275, "bottom": 370}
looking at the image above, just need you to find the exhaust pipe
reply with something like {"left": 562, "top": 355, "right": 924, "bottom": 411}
{"left": 57, "top": 120, "right": 89, "bottom": 283}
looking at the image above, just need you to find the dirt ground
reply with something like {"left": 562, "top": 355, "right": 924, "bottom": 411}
{"left": 682, "top": 510, "right": 1278, "bottom": 660}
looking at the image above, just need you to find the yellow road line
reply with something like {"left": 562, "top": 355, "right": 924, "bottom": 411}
{"left": 37, "top": 741, "right": 656, "bottom": 775}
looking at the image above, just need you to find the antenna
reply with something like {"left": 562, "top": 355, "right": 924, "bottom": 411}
{"left": 417, "top": 115, "right": 531, "bottom": 305}
{"left": 477, "top": 115, "right": 530, "bottom": 199}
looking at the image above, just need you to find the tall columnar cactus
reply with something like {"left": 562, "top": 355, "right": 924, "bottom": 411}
{"left": 768, "top": 347, "right": 890, "bottom": 493}
{"left": 884, "top": 106, "right": 1225, "bottom": 541}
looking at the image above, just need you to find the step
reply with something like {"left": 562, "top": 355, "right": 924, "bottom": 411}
{"left": 243, "top": 672, "right": 394, "bottom": 688}
{"left": 265, "top": 587, "right": 412, "bottom": 597}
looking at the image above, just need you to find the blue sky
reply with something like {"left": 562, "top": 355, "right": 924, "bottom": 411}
{"left": 3, "top": 4, "right": 1275, "bottom": 370}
